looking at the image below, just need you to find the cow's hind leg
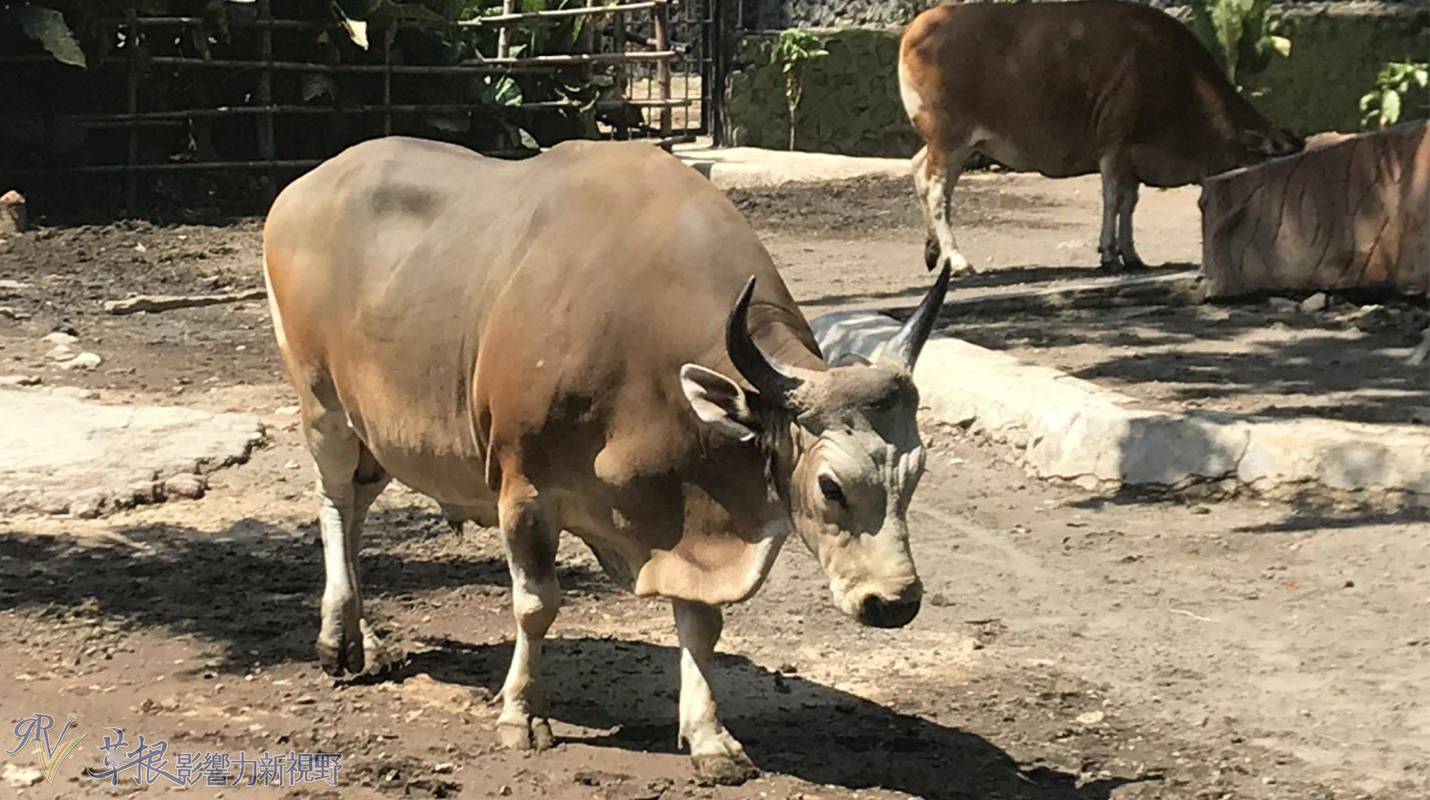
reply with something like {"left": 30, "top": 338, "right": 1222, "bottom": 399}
{"left": 1115, "top": 180, "right": 1145, "bottom": 270}
{"left": 918, "top": 143, "right": 975, "bottom": 275}
{"left": 308, "top": 411, "right": 391, "bottom": 676}
{"left": 675, "top": 600, "right": 757, "bottom": 785}
{"left": 496, "top": 474, "right": 560, "bottom": 751}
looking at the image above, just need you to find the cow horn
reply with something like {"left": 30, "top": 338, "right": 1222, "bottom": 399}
{"left": 726, "top": 276, "right": 804, "bottom": 404}
{"left": 886, "top": 263, "right": 951, "bottom": 368}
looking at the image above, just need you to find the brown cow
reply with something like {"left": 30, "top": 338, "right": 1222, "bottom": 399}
{"left": 899, "top": 0, "right": 1303, "bottom": 273}
{"left": 262, "top": 137, "right": 951, "bottom": 784}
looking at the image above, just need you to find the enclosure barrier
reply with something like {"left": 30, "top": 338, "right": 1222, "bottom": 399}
{"left": 0, "top": 0, "right": 721, "bottom": 213}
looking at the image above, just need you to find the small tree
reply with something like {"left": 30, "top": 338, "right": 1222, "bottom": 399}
{"left": 770, "top": 30, "right": 828, "bottom": 151}
{"left": 1360, "top": 60, "right": 1430, "bottom": 129}
{"left": 1188, "top": 0, "right": 1291, "bottom": 92}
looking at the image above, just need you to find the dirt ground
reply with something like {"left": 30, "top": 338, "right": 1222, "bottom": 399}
{"left": 1, "top": 171, "right": 1428, "bottom": 800}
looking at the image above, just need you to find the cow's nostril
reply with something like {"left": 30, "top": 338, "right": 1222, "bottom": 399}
{"left": 859, "top": 595, "right": 922, "bottom": 629}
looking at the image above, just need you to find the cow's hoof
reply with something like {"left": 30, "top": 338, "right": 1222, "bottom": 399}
{"left": 923, "top": 236, "right": 941, "bottom": 271}
{"left": 1099, "top": 257, "right": 1124, "bottom": 273}
{"left": 359, "top": 620, "right": 402, "bottom": 674}
{"left": 692, "top": 753, "right": 759, "bottom": 786}
{"left": 315, "top": 633, "right": 364, "bottom": 676}
{"left": 497, "top": 718, "right": 556, "bottom": 751}
{"left": 1121, "top": 256, "right": 1147, "bottom": 271}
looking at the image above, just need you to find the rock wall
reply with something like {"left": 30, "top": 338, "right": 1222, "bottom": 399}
{"left": 724, "top": 3, "right": 1429, "bottom": 157}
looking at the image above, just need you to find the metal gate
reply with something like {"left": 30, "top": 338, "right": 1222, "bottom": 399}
{"left": 0, "top": 0, "right": 725, "bottom": 215}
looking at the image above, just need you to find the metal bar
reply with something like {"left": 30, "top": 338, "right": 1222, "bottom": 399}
{"left": 613, "top": 10, "right": 627, "bottom": 140}
{"left": 124, "top": 52, "right": 675, "bottom": 72}
{"left": 67, "top": 97, "right": 693, "bottom": 125}
{"left": 256, "top": 0, "right": 276, "bottom": 201}
{"left": 125, "top": 8, "right": 140, "bottom": 213}
{"left": 708, "top": 0, "right": 724, "bottom": 142}
{"left": 497, "top": 0, "right": 514, "bottom": 58}
{"left": 654, "top": 0, "right": 672, "bottom": 136}
{"left": 465, "top": 2, "right": 659, "bottom": 25}
{"left": 383, "top": 27, "right": 394, "bottom": 136}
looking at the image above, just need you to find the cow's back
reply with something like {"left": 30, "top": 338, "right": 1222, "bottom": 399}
{"left": 900, "top": 1, "right": 1254, "bottom": 183}
{"left": 263, "top": 137, "right": 815, "bottom": 508}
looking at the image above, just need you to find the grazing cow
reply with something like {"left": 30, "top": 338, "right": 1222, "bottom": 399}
{"left": 899, "top": 0, "right": 1303, "bottom": 273}
{"left": 262, "top": 137, "right": 951, "bottom": 784}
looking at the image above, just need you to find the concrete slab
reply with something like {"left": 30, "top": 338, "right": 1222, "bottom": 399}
{"left": 0, "top": 388, "right": 265, "bottom": 517}
{"left": 673, "top": 139, "right": 907, "bottom": 189}
{"left": 813, "top": 311, "right": 1430, "bottom": 506}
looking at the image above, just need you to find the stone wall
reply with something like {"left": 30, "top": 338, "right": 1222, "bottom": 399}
{"left": 739, "top": 0, "right": 1423, "bottom": 31}
{"left": 724, "top": 3, "right": 1429, "bottom": 156}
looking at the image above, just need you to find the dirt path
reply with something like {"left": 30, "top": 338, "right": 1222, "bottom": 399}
{"left": 1, "top": 171, "right": 1426, "bottom": 800}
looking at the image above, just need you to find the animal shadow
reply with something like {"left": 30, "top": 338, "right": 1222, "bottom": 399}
{"left": 399, "top": 636, "right": 1135, "bottom": 800}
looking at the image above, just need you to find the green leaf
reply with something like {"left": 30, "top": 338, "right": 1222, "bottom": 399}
{"left": 1413, "top": 68, "right": 1429, "bottom": 89}
{"left": 341, "top": 18, "right": 370, "bottom": 49}
{"left": 1268, "top": 35, "right": 1290, "bottom": 58}
{"left": 517, "top": 127, "right": 538, "bottom": 149}
{"left": 1381, "top": 90, "right": 1401, "bottom": 127}
{"left": 14, "top": 6, "right": 86, "bottom": 68}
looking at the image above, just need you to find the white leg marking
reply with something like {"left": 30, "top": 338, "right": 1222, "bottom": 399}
{"left": 675, "top": 600, "right": 757, "bottom": 785}
{"left": 927, "top": 147, "right": 973, "bottom": 274}
{"left": 497, "top": 494, "right": 560, "bottom": 751}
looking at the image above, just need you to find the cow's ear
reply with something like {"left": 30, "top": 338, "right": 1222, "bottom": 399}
{"left": 680, "top": 364, "right": 759, "bottom": 442}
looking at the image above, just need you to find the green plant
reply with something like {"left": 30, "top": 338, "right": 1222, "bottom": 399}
{"left": 770, "top": 29, "right": 827, "bottom": 151}
{"left": 1360, "top": 60, "right": 1430, "bottom": 129}
{"left": 1187, "top": 0, "right": 1291, "bottom": 91}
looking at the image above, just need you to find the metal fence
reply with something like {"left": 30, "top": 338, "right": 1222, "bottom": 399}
{"left": 0, "top": 0, "right": 724, "bottom": 215}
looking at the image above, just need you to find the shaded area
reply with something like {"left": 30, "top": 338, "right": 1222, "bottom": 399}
{"left": 0, "top": 509, "right": 610, "bottom": 671}
{"left": 393, "top": 636, "right": 1138, "bottom": 800}
{"left": 935, "top": 299, "right": 1428, "bottom": 426}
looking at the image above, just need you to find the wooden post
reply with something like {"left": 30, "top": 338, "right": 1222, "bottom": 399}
{"left": 256, "top": 0, "right": 276, "bottom": 202}
{"left": 653, "top": 0, "right": 671, "bottom": 137}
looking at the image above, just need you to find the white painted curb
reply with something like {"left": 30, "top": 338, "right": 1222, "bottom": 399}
{"left": 813, "top": 311, "right": 1430, "bottom": 503}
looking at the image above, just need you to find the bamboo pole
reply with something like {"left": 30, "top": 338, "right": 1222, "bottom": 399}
{"left": 124, "top": 8, "right": 140, "bottom": 213}
{"left": 256, "top": 0, "right": 276, "bottom": 201}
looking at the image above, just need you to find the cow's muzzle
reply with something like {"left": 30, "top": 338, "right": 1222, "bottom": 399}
{"left": 856, "top": 591, "right": 922, "bottom": 629}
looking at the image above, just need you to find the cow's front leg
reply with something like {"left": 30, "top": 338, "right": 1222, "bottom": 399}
{"left": 674, "top": 600, "right": 757, "bottom": 785}
{"left": 496, "top": 478, "right": 560, "bottom": 751}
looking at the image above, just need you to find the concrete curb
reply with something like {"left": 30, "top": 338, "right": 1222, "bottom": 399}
{"left": 673, "top": 142, "right": 908, "bottom": 190}
{"left": 813, "top": 311, "right": 1430, "bottom": 505}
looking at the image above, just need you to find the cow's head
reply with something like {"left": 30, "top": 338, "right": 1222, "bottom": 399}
{"left": 680, "top": 267, "right": 950, "bottom": 628}
{"left": 1239, "top": 125, "right": 1304, "bottom": 162}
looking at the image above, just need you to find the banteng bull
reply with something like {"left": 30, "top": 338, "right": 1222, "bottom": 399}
{"left": 263, "top": 137, "right": 951, "bottom": 784}
{"left": 899, "top": 0, "right": 1303, "bottom": 273}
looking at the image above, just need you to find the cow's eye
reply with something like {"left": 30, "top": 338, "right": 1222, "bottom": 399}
{"left": 818, "top": 475, "right": 846, "bottom": 506}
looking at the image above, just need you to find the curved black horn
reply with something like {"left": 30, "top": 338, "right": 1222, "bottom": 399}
{"left": 886, "top": 263, "right": 951, "bottom": 368}
{"left": 726, "top": 276, "right": 805, "bottom": 403}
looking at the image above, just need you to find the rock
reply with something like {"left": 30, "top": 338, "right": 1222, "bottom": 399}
{"left": 0, "top": 190, "right": 26, "bottom": 235}
{"left": 1266, "top": 297, "right": 1299, "bottom": 315}
{"left": 48, "top": 386, "right": 98, "bottom": 400}
{"left": 0, "top": 279, "right": 32, "bottom": 297}
{"left": 0, "top": 306, "right": 30, "bottom": 320}
{"left": 46, "top": 344, "right": 74, "bottom": 361}
{"left": 58, "top": 352, "right": 102, "bottom": 370}
{"left": 0, "top": 375, "right": 40, "bottom": 387}
{"left": 1202, "top": 124, "right": 1429, "bottom": 298}
{"left": 1299, "top": 292, "right": 1328, "bottom": 313}
{"left": 275, "top": 405, "right": 301, "bottom": 416}
{"left": 42, "top": 331, "right": 78, "bottom": 346}
{"left": 163, "top": 472, "right": 207, "bottom": 500}
{"left": 1075, "top": 710, "right": 1106, "bottom": 725}
{"left": 2, "top": 763, "right": 43, "bottom": 788}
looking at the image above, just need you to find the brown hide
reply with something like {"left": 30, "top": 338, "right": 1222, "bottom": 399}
{"left": 899, "top": 1, "right": 1282, "bottom": 185}
{"left": 1201, "top": 123, "right": 1430, "bottom": 299}
{"left": 263, "top": 137, "right": 826, "bottom": 604}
